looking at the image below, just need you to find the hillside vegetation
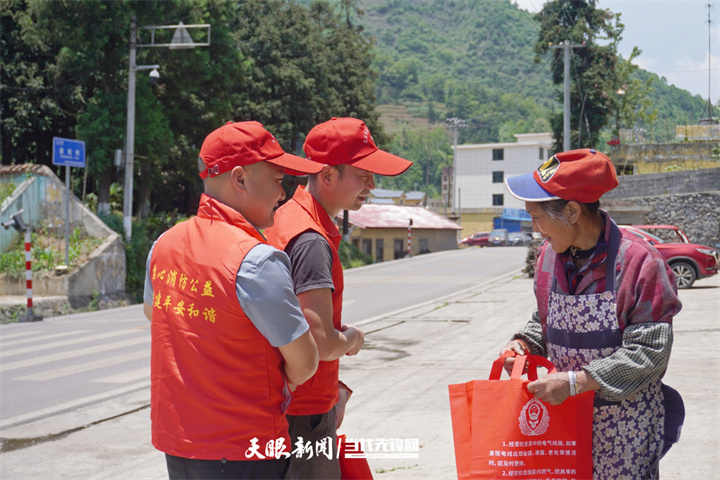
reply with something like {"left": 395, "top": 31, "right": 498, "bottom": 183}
{"left": 355, "top": 0, "right": 707, "bottom": 145}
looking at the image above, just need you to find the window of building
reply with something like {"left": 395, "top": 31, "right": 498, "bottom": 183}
{"left": 394, "top": 239, "right": 405, "bottom": 259}
{"left": 492, "top": 148, "right": 504, "bottom": 161}
{"left": 352, "top": 239, "right": 359, "bottom": 249}
{"left": 362, "top": 239, "right": 372, "bottom": 257}
{"left": 419, "top": 238, "right": 429, "bottom": 254}
{"left": 492, "top": 194, "right": 504, "bottom": 206}
{"left": 539, "top": 147, "right": 544, "bottom": 160}
{"left": 375, "top": 239, "right": 384, "bottom": 263}
{"left": 492, "top": 171, "right": 504, "bottom": 183}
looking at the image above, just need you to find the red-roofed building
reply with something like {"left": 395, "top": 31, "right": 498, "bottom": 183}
{"left": 337, "top": 204, "right": 461, "bottom": 262}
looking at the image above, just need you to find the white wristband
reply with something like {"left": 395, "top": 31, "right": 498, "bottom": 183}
{"left": 568, "top": 370, "right": 577, "bottom": 396}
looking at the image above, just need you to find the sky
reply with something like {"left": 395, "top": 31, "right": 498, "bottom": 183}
{"left": 513, "top": 0, "right": 719, "bottom": 105}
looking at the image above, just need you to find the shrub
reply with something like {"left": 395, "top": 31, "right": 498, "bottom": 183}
{"left": 101, "top": 211, "right": 188, "bottom": 302}
{"left": 338, "top": 241, "right": 373, "bottom": 269}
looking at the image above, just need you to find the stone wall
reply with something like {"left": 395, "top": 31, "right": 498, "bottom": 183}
{"left": 603, "top": 168, "right": 720, "bottom": 248}
{"left": 604, "top": 168, "right": 720, "bottom": 199}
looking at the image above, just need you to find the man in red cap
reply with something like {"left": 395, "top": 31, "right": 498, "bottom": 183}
{"left": 265, "top": 117, "right": 412, "bottom": 479}
{"left": 143, "top": 121, "right": 322, "bottom": 479}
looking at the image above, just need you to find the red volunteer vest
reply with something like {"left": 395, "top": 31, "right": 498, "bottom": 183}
{"left": 150, "top": 194, "right": 290, "bottom": 460}
{"left": 265, "top": 186, "right": 343, "bottom": 415}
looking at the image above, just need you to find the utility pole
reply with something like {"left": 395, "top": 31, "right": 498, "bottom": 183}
{"left": 123, "top": 20, "right": 210, "bottom": 241}
{"left": 445, "top": 117, "right": 466, "bottom": 215}
{"left": 701, "top": 3, "right": 717, "bottom": 124}
{"left": 550, "top": 41, "right": 585, "bottom": 151}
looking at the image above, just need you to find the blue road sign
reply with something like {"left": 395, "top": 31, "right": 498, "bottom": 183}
{"left": 52, "top": 137, "right": 86, "bottom": 168}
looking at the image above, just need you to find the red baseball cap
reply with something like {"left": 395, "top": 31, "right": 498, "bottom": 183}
{"left": 505, "top": 148, "right": 618, "bottom": 203}
{"left": 199, "top": 121, "right": 322, "bottom": 179}
{"left": 303, "top": 117, "right": 412, "bottom": 176}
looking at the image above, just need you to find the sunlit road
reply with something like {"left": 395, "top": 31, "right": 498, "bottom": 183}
{"left": 343, "top": 246, "right": 526, "bottom": 324}
{"left": 0, "top": 246, "right": 525, "bottom": 426}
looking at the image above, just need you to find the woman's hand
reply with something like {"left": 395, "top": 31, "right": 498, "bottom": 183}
{"left": 501, "top": 340, "right": 528, "bottom": 376}
{"left": 527, "top": 372, "right": 571, "bottom": 405}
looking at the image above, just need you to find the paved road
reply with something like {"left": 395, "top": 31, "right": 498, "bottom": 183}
{"left": 0, "top": 305, "right": 150, "bottom": 424}
{"left": 2, "top": 250, "right": 717, "bottom": 480}
{"left": 344, "top": 246, "right": 526, "bottom": 324}
{"left": 0, "top": 246, "right": 525, "bottom": 427}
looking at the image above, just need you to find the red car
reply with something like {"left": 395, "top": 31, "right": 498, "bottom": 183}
{"left": 620, "top": 225, "right": 719, "bottom": 289}
{"left": 459, "top": 232, "right": 490, "bottom": 247}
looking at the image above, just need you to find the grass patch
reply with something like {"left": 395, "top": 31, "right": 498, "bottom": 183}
{"left": 0, "top": 180, "right": 17, "bottom": 205}
{"left": 0, "top": 222, "right": 102, "bottom": 280}
{"left": 375, "top": 464, "right": 419, "bottom": 474}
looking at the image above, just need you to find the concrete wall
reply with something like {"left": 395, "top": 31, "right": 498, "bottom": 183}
{"left": 0, "top": 165, "right": 126, "bottom": 300}
{"left": 1, "top": 234, "right": 126, "bottom": 297}
{"left": 611, "top": 142, "right": 718, "bottom": 174}
{"left": 454, "top": 210, "right": 498, "bottom": 238}
{"left": 676, "top": 125, "right": 720, "bottom": 141}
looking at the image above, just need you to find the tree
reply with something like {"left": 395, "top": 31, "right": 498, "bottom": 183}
{"left": 232, "top": 0, "right": 385, "bottom": 154}
{"left": 1, "top": 0, "right": 73, "bottom": 165}
{"left": 534, "top": 0, "right": 623, "bottom": 151}
{"left": 3, "top": 0, "right": 385, "bottom": 221}
{"left": 611, "top": 47, "right": 657, "bottom": 143}
{"left": 3, "top": 0, "right": 189, "bottom": 217}
{"left": 382, "top": 126, "right": 451, "bottom": 198}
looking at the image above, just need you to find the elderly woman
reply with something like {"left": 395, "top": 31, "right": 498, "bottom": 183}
{"left": 502, "top": 149, "right": 683, "bottom": 479}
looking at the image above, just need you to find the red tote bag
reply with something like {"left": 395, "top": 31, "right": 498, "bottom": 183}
{"left": 449, "top": 353, "right": 594, "bottom": 480}
{"left": 338, "top": 434, "right": 374, "bottom": 480}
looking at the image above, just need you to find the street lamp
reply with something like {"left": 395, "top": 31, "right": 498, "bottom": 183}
{"left": 610, "top": 85, "right": 626, "bottom": 147}
{"left": 123, "top": 19, "right": 210, "bottom": 241}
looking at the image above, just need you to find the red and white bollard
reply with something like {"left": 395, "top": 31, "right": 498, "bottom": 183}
{"left": 20, "top": 227, "right": 41, "bottom": 322}
{"left": 24, "top": 228, "right": 34, "bottom": 315}
{"left": 3, "top": 210, "right": 42, "bottom": 322}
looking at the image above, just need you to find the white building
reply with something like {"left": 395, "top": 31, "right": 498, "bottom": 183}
{"left": 454, "top": 133, "right": 553, "bottom": 211}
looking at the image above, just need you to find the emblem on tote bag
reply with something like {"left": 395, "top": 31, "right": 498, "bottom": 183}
{"left": 518, "top": 399, "right": 550, "bottom": 435}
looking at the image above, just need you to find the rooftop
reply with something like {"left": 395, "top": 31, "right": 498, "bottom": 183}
{"left": 339, "top": 204, "right": 461, "bottom": 230}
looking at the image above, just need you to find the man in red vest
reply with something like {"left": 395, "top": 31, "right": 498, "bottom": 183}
{"left": 143, "top": 121, "right": 322, "bottom": 479}
{"left": 266, "top": 117, "right": 412, "bottom": 479}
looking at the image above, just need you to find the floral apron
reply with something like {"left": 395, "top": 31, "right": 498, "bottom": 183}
{"left": 545, "top": 227, "right": 664, "bottom": 479}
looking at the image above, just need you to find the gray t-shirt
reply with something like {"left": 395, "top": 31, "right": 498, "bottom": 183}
{"left": 144, "top": 242, "right": 308, "bottom": 347}
{"left": 285, "top": 231, "right": 335, "bottom": 294}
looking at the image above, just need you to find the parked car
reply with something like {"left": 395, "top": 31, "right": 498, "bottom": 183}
{"left": 620, "top": 225, "right": 719, "bottom": 289}
{"left": 488, "top": 228, "right": 509, "bottom": 246}
{"left": 459, "top": 232, "right": 490, "bottom": 247}
{"left": 508, "top": 232, "right": 533, "bottom": 246}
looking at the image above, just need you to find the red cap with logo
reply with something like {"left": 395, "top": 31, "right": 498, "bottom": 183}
{"left": 199, "top": 121, "right": 322, "bottom": 179}
{"left": 505, "top": 148, "right": 618, "bottom": 203}
{"left": 303, "top": 117, "right": 412, "bottom": 176}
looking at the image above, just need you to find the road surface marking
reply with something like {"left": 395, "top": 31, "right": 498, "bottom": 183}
{"left": 94, "top": 366, "right": 150, "bottom": 384}
{"left": 1, "top": 329, "right": 142, "bottom": 358}
{"left": 0, "top": 336, "right": 149, "bottom": 372}
{"left": 15, "top": 349, "right": 149, "bottom": 381}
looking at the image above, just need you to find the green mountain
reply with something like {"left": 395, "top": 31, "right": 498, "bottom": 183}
{"left": 354, "top": 0, "right": 707, "bottom": 144}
